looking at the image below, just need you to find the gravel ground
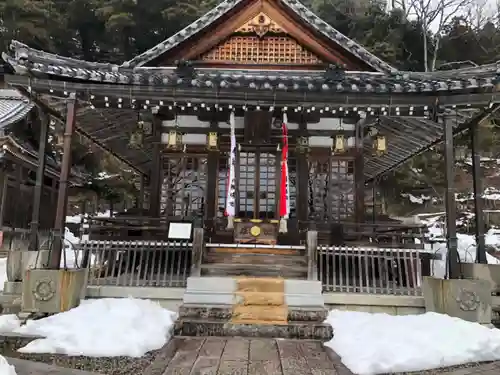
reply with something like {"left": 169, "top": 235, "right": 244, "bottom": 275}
{"left": 1, "top": 347, "right": 167, "bottom": 375}
{"left": 2, "top": 334, "right": 499, "bottom": 375}
{"left": 391, "top": 361, "right": 496, "bottom": 374}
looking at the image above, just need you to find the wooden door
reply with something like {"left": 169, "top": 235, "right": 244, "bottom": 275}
{"left": 238, "top": 146, "right": 278, "bottom": 220}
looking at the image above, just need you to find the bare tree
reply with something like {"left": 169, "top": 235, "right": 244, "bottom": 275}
{"left": 393, "top": 0, "right": 473, "bottom": 71}
{"left": 465, "top": 0, "right": 497, "bottom": 30}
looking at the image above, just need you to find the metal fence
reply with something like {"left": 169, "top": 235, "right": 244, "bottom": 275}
{"left": 78, "top": 239, "right": 193, "bottom": 288}
{"left": 317, "top": 245, "right": 435, "bottom": 296}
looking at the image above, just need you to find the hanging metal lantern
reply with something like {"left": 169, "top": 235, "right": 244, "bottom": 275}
{"left": 297, "top": 136, "right": 309, "bottom": 153}
{"left": 55, "top": 133, "right": 64, "bottom": 148}
{"left": 207, "top": 132, "right": 218, "bottom": 151}
{"left": 334, "top": 134, "right": 346, "bottom": 153}
{"left": 129, "top": 129, "right": 144, "bottom": 149}
{"left": 138, "top": 120, "right": 153, "bottom": 136}
{"left": 166, "top": 128, "right": 183, "bottom": 150}
{"left": 373, "top": 135, "right": 387, "bottom": 155}
{"left": 455, "top": 145, "right": 468, "bottom": 161}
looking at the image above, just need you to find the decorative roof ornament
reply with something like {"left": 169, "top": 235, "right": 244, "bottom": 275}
{"left": 174, "top": 60, "right": 196, "bottom": 79}
{"left": 324, "top": 63, "right": 346, "bottom": 82}
{"left": 237, "top": 13, "right": 286, "bottom": 37}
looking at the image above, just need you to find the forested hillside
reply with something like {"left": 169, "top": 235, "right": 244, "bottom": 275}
{"left": 2, "top": 0, "right": 500, "bottom": 215}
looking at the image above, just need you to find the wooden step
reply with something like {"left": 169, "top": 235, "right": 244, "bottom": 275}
{"left": 235, "top": 291, "right": 285, "bottom": 305}
{"left": 209, "top": 247, "right": 301, "bottom": 255}
{"left": 204, "top": 252, "right": 307, "bottom": 267}
{"left": 200, "top": 263, "right": 308, "bottom": 278}
{"left": 231, "top": 305, "right": 288, "bottom": 323}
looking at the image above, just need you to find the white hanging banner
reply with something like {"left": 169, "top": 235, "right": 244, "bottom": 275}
{"left": 279, "top": 113, "right": 290, "bottom": 233}
{"left": 225, "top": 111, "right": 237, "bottom": 228}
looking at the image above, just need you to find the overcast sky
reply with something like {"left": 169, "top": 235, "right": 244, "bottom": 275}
{"left": 385, "top": 0, "right": 498, "bottom": 32}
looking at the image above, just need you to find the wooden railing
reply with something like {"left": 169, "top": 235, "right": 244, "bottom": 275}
{"left": 206, "top": 217, "right": 426, "bottom": 248}
{"left": 86, "top": 216, "right": 201, "bottom": 241}
{"left": 306, "top": 221, "right": 426, "bottom": 249}
{"left": 78, "top": 239, "right": 193, "bottom": 288}
{"left": 317, "top": 245, "right": 438, "bottom": 295}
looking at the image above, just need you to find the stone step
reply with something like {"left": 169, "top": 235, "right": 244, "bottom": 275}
{"left": 200, "top": 263, "right": 308, "bottom": 278}
{"left": 204, "top": 252, "right": 307, "bottom": 267}
{"left": 179, "top": 305, "right": 328, "bottom": 322}
{"left": 173, "top": 319, "right": 333, "bottom": 340}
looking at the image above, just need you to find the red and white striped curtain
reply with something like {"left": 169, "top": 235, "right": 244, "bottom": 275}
{"left": 279, "top": 113, "right": 290, "bottom": 233}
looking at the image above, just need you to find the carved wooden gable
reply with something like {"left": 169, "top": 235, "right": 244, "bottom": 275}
{"left": 199, "top": 12, "right": 323, "bottom": 65}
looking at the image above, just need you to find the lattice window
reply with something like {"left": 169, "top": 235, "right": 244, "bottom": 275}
{"left": 256, "top": 152, "right": 276, "bottom": 218}
{"left": 161, "top": 155, "right": 207, "bottom": 218}
{"left": 200, "top": 36, "right": 323, "bottom": 64}
{"left": 307, "top": 157, "right": 355, "bottom": 221}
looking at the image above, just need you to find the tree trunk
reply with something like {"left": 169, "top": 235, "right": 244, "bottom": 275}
{"left": 423, "top": 25, "right": 429, "bottom": 72}
{"left": 430, "top": 37, "right": 441, "bottom": 72}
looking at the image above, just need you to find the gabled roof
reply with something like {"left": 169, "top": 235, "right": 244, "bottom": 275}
{"left": 0, "top": 89, "right": 34, "bottom": 128}
{"left": 122, "top": 0, "right": 396, "bottom": 73}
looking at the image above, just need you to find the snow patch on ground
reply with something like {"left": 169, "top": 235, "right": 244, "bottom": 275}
{"left": 417, "top": 215, "right": 500, "bottom": 278}
{"left": 325, "top": 310, "right": 500, "bottom": 375}
{"left": 0, "top": 298, "right": 176, "bottom": 357}
{"left": 0, "top": 314, "right": 22, "bottom": 333}
{"left": 0, "top": 355, "right": 16, "bottom": 375}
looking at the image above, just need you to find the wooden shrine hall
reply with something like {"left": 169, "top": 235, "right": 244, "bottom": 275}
{"left": 1, "top": 0, "right": 499, "bottom": 292}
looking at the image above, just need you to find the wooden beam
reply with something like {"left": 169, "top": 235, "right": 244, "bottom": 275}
{"left": 205, "top": 113, "right": 219, "bottom": 231}
{"left": 29, "top": 107, "right": 49, "bottom": 251}
{"left": 443, "top": 114, "right": 459, "bottom": 278}
{"left": 471, "top": 120, "right": 487, "bottom": 263}
{"left": 149, "top": 116, "right": 162, "bottom": 217}
{"left": 49, "top": 93, "right": 77, "bottom": 269}
{"left": 11, "top": 85, "right": 146, "bottom": 176}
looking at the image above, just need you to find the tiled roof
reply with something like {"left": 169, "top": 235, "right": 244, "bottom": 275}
{"left": 0, "top": 89, "right": 34, "bottom": 128}
{"left": 122, "top": 0, "right": 395, "bottom": 73}
{"left": 3, "top": 47, "right": 499, "bottom": 95}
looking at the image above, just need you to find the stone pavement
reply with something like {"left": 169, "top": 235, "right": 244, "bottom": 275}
{"left": 147, "top": 336, "right": 345, "bottom": 375}
{"left": 144, "top": 337, "right": 500, "bottom": 375}
{"left": 6, "top": 337, "right": 500, "bottom": 375}
{"left": 6, "top": 357, "right": 100, "bottom": 375}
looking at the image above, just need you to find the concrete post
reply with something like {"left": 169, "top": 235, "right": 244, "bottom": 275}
{"left": 307, "top": 230, "right": 318, "bottom": 281}
{"left": 191, "top": 228, "right": 204, "bottom": 277}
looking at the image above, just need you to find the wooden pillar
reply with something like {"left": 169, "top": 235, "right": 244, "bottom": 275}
{"left": 149, "top": 116, "right": 162, "bottom": 217}
{"left": 50, "top": 177, "right": 57, "bottom": 226}
{"left": 205, "top": 116, "right": 219, "bottom": 231}
{"left": 137, "top": 174, "right": 146, "bottom": 211}
{"left": 14, "top": 164, "right": 21, "bottom": 227}
{"left": 29, "top": 108, "right": 49, "bottom": 251}
{"left": 372, "top": 180, "right": 376, "bottom": 224}
{"left": 49, "top": 94, "right": 77, "bottom": 269}
{"left": 296, "top": 114, "right": 308, "bottom": 231}
{"left": 354, "top": 115, "right": 366, "bottom": 223}
{"left": 443, "top": 114, "right": 459, "bottom": 278}
{"left": 0, "top": 167, "right": 8, "bottom": 228}
{"left": 471, "top": 122, "right": 487, "bottom": 263}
